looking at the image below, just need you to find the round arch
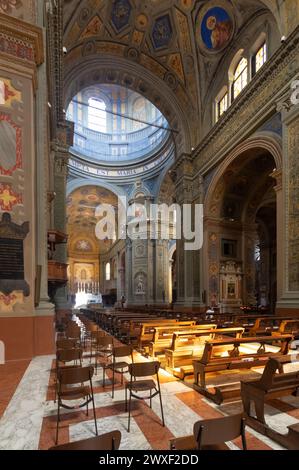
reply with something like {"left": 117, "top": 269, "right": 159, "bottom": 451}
{"left": 204, "top": 132, "right": 283, "bottom": 216}
{"left": 64, "top": 52, "right": 192, "bottom": 156}
{"left": 67, "top": 177, "right": 127, "bottom": 200}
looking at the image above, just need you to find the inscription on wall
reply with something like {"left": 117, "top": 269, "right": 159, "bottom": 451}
{"left": 0, "top": 238, "right": 24, "bottom": 280}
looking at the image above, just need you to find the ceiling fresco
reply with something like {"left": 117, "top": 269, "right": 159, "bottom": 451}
{"left": 67, "top": 185, "right": 118, "bottom": 230}
{"left": 63, "top": 0, "right": 274, "bottom": 134}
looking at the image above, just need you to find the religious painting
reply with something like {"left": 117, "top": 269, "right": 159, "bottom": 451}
{"left": 227, "top": 282, "right": 236, "bottom": 298}
{"left": 111, "top": 0, "right": 132, "bottom": 32}
{"left": 199, "top": 5, "right": 234, "bottom": 52}
{"left": 152, "top": 15, "right": 173, "bottom": 49}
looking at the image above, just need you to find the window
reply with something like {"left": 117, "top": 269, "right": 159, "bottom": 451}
{"left": 232, "top": 58, "right": 248, "bottom": 100}
{"left": 217, "top": 92, "right": 228, "bottom": 121}
{"left": 88, "top": 98, "right": 107, "bottom": 133}
{"left": 105, "top": 262, "right": 111, "bottom": 281}
{"left": 252, "top": 42, "right": 267, "bottom": 75}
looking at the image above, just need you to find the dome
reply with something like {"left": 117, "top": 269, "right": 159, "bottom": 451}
{"left": 66, "top": 83, "right": 171, "bottom": 166}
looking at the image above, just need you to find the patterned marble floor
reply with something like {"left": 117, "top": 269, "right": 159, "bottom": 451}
{"left": 1, "top": 341, "right": 299, "bottom": 450}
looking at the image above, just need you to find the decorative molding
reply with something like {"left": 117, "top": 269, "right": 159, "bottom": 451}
{"left": 0, "top": 12, "right": 44, "bottom": 66}
{"left": 193, "top": 25, "right": 299, "bottom": 174}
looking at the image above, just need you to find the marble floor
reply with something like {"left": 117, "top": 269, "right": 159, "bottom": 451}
{"left": 1, "top": 335, "right": 299, "bottom": 450}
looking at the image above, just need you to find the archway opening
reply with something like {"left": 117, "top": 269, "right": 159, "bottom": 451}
{"left": 205, "top": 148, "right": 278, "bottom": 313}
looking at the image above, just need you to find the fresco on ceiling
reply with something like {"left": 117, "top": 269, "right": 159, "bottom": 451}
{"left": 152, "top": 15, "right": 173, "bottom": 49}
{"left": 76, "top": 240, "right": 92, "bottom": 252}
{"left": 0, "top": 0, "right": 22, "bottom": 15}
{"left": 200, "top": 6, "right": 233, "bottom": 51}
{"left": 111, "top": 0, "right": 132, "bottom": 32}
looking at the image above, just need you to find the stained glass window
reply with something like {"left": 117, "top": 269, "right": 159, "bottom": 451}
{"left": 232, "top": 58, "right": 248, "bottom": 99}
{"left": 88, "top": 98, "right": 107, "bottom": 133}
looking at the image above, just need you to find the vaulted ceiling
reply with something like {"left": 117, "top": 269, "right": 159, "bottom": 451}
{"left": 62, "top": 0, "right": 278, "bottom": 151}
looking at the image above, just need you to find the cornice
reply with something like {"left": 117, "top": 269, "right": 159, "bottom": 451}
{"left": 193, "top": 25, "right": 299, "bottom": 173}
{"left": 0, "top": 12, "right": 44, "bottom": 66}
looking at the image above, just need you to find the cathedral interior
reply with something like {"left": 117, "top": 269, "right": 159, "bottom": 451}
{"left": 0, "top": 0, "right": 299, "bottom": 454}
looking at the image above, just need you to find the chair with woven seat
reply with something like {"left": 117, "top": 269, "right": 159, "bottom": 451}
{"left": 55, "top": 366, "right": 98, "bottom": 444}
{"left": 169, "top": 414, "right": 247, "bottom": 450}
{"left": 125, "top": 361, "right": 165, "bottom": 432}
{"left": 103, "top": 345, "right": 134, "bottom": 398}
{"left": 49, "top": 430, "right": 121, "bottom": 450}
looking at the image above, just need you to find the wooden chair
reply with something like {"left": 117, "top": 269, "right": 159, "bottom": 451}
{"left": 170, "top": 414, "right": 247, "bottom": 450}
{"left": 125, "top": 361, "right": 165, "bottom": 432}
{"left": 103, "top": 345, "right": 134, "bottom": 398}
{"left": 49, "top": 430, "right": 121, "bottom": 451}
{"left": 54, "top": 348, "right": 83, "bottom": 402}
{"left": 56, "top": 339, "right": 78, "bottom": 350}
{"left": 94, "top": 336, "right": 114, "bottom": 373}
{"left": 56, "top": 366, "right": 98, "bottom": 444}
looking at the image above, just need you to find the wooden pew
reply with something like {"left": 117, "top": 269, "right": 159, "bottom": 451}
{"left": 135, "top": 320, "right": 197, "bottom": 351}
{"left": 149, "top": 323, "right": 217, "bottom": 357}
{"left": 122, "top": 318, "right": 178, "bottom": 346}
{"left": 241, "top": 357, "right": 299, "bottom": 449}
{"left": 165, "top": 327, "right": 245, "bottom": 379}
{"left": 193, "top": 335, "right": 293, "bottom": 404}
{"left": 271, "top": 319, "right": 299, "bottom": 339}
{"left": 248, "top": 316, "right": 293, "bottom": 336}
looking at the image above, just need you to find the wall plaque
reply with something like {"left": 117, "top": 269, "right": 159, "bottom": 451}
{"left": 0, "top": 212, "right": 29, "bottom": 296}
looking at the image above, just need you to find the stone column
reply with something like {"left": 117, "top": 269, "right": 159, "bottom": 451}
{"left": 276, "top": 102, "right": 299, "bottom": 314}
{"left": 51, "top": 143, "right": 70, "bottom": 309}
{"left": 35, "top": 33, "right": 55, "bottom": 317}
{"left": 242, "top": 223, "right": 258, "bottom": 306}
{"left": 173, "top": 155, "right": 204, "bottom": 310}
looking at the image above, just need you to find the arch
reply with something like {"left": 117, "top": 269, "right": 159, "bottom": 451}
{"left": 67, "top": 177, "right": 127, "bottom": 200}
{"left": 204, "top": 133, "right": 283, "bottom": 216}
{"left": 64, "top": 52, "right": 192, "bottom": 155}
{"left": 169, "top": 242, "right": 176, "bottom": 261}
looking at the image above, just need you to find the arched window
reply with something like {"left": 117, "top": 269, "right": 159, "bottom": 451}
{"left": 252, "top": 42, "right": 267, "bottom": 75}
{"left": 232, "top": 58, "right": 248, "bottom": 100}
{"left": 132, "top": 97, "right": 147, "bottom": 131}
{"left": 105, "top": 262, "right": 111, "bottom": 281}
{"left": 88, "top": 98, "right": 107, "bottom": 133}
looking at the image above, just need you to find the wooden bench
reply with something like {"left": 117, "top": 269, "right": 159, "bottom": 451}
{"left": 165, "top": 327, "right": 245, "bottom": 379}
{"left": 241, "top": 357, "right": 299, "bottom": 449}
{"left": 193, "top": 335, "right": 293, "bottom": 404}
{"left": 128, "top": 319, "right": 179, "bottom": 348}
{"left": 149, "top": 323, "right": 217, "bottom": 357}
{"left": 272, "top": 319, "right": 299, "bottom": 340}
{"left": 248, "top": 316, "right": 293, "bottom": 336}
